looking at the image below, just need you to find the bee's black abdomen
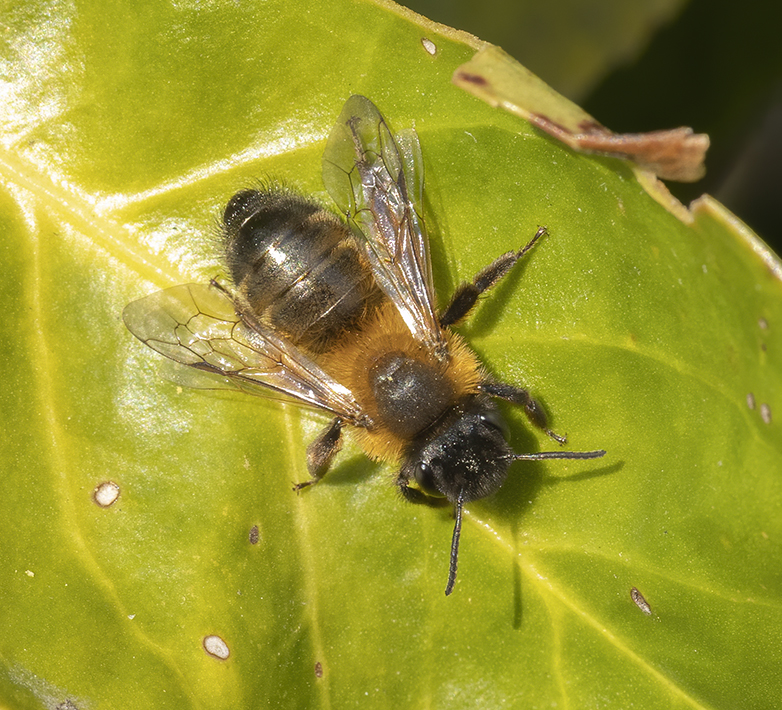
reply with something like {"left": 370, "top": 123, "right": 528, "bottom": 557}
{"left": 223, "top": 189, "right": 378, "bottom": 353}
{"left": 223, "top": 190, "right": 343, "bottom": 309}
{"left": 267, "top": 245, "right": 372, "bottom": 348}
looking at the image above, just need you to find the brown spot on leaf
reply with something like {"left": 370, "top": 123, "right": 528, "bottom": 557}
{"left": 630, "top": 587, "right": 652, "bottom": 615}
{"left": 455, "top": 71, "right": 488, "bottom": 87}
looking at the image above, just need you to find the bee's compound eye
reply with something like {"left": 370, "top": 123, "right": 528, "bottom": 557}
{"left": 414, "top": 461, "right": 444, "bottom": 497}
{"left": 480, "top": 410, "right": 509, "bottom": 438}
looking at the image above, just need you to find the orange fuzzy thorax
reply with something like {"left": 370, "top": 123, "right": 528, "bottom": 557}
{"left": 319, "top": 300, "right": 485, "bottom": 463}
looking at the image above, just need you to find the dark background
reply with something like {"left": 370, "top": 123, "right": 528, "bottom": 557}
{"left": 403, "top": 0, "right": 782, "bottom": 254}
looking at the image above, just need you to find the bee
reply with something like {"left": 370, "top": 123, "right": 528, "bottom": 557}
{"left": 123, "top": 95, "right": 605, "bottom": 595}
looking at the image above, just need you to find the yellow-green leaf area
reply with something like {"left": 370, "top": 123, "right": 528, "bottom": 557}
{"left": 1, "top": 1, "right": 780, "bottom": 709}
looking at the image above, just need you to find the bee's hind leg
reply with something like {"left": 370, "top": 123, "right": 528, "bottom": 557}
{"left": 438, "top": 226, "right": 547, "bottom": 327}
{"left": 294, "top": 417, "right": 344, "bottom": 492}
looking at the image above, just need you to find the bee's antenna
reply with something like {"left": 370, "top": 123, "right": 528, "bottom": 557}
{"left": 445, "top": 489, "right": 465, "bottom": 596}
{"left": 512, "top": 449, "right": 606, "bottom": 461}
{"left": 444, "top": 452, "right": 603, "bottom": 596}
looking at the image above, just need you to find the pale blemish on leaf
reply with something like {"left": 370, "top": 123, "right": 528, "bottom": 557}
{"left": 203, "top": 634, "right": 230, "bottom": 660}
{"left": 92, "top": 481, "right": 120, "bottom": 508}
{"left": 421, "top": 37, "right": 437, "bottom": 56}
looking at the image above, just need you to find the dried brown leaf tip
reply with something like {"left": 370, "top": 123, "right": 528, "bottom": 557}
{"left": 453, "top": 46, "right": 709, "bottom": 183}
{"left": 530, "top": 114, "right": 709, "bottom": 182}
{"left": 530, "top": 116, "right": 709, "bottom": 182}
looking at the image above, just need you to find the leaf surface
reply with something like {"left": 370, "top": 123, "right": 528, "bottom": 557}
{"left": 1, "top": 1, "right": 780, "bottom": 709}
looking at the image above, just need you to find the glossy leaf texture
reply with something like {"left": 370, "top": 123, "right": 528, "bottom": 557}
{"left": 1, "top": 1, "right": 781, "bottom": 709}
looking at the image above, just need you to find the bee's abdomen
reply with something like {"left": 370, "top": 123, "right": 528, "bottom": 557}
{"left": 223, "top": 189, "right": 379, "bottom": 353}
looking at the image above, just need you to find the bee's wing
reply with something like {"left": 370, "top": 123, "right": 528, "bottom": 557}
{"left": 322, "top": 95, "right": 447, "bottom": 357}
{"left": 122, "top": 283, "right": 367, "bottom": 424}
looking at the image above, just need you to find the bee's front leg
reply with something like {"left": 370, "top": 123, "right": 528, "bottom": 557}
{"left": 396, "top": 478, "right": 450, "bottom": 507}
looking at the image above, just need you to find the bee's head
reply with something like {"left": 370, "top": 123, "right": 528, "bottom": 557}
{"left": 401, "top": 395, "right": 606, "bottom": 595}
{"left": 398, "top": 395, "right": 511, "bottom": 596}
{"left": 401, "top": 395, "right": 513, "bottom": 506}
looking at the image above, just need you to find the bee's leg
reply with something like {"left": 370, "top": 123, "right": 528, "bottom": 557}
{"left": 481, "top": 380, "right": 567, "bottom": 445}
{"left": 209, "top": 277, "right": 234, "bottom": 297}
{"left": 439, "top": 226, "right": 546, "bottom": 327}
{"left": 396, "top": 478, "right": 450, "bottom": 507}
{"left": 294, "top": 417, "right": 344, "bottom": 492}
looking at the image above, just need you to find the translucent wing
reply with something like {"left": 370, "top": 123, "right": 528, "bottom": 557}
{"left": 122, "top": 283, "right": 367, "bottom": 425}
{"left": 322, "top": 95, "right": 447, "bottom": 359}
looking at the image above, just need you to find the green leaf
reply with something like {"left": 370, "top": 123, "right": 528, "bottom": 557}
{"left": 1, "top": 1, "right": 781, "bottom": 709}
